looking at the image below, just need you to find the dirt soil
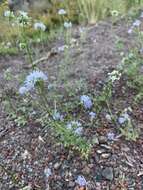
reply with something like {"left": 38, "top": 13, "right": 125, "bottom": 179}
{"left": 0, "top": 19, "right": 143, "bottom": 190}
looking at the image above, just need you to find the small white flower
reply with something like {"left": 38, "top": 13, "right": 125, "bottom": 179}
{"left": 132, "top": 19, "right": 141, "bottom": 27}
{"left": 64, "top": 21, "right": 72, "bottom": 29}
{"left": 58, "top": 9, "right": 66, "bottom": 15}
{"left": 34, "top": 22, "right": 46, "bottom": 31}
{"left": 108, "top": 70, "right": 121, "bottom": 82}
{"left": 76, "top": 175, "right": 87, "bottom": 187}
{"left": 80, "top": 95, "right": 93, "bottom": 109}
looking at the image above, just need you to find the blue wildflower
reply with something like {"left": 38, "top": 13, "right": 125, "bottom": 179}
{"left": 118, "top": 113, "right": 129, "bottom": 124}
{"left": 107, "top": 132, "right": 115, "bottom": 141}
{"left": 19, "top": 70, "right": 48, "bottom": 95}
{"left": 80, "top": 95, "right": 93, "bottom": 109}
{"left": 89, "top": 111, "right": 96, "bottom": 119}
{"left": 132, "top": 19, "right": 141, "bottom": 27}
{"left": 118, "top": 116, "right": 126, "bottom": 124}
{"left": 64, "top": 21, "right": 72, "bottom": 28}
{"left": 76, "top": 175, "right": 87, "bottom": 187}
{"left": 74, "top": 127, "right": 83, "bottom": 135}
{"left": 58, "top": 9, "right": 66, "bottom": 15}
{"left": 19, "top": 86, "right": 29, "bottom": 95}
{"left": 67, "top": 121, "right": 81, "bottom": 130}
{"left": 34, "top": 22, "right": 46, "bottom": 31}
{"left": 66, "top": 121, "right": 82, "bottom": 135}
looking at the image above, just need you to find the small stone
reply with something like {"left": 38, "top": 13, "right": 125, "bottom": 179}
{"left": 68, "top": 181, "right": 75, "bottom": 188}
{"left": 105, "top": 114, "right": 112, "bottom": 121}
{"left": 82, "top": 166, "right": 91, "bottom": 175}
{"left": 97, "top": 149, "right": 106, "bottom": 154}
{"left": 101, "top": 153, "right": 111, "bottom": 159}
{"left": 92, "top": 136, "right": 99, "bottom": 145}
{"left": 99, "top": 136, "right": 107, "bottom": 144}
{"left": 102, "top": 167, "right": 114, "bottom": 181}
{"left": 54, "top": 162, "right": 61, "bottom": 170}
{"left": 100, "top": 144, "right": 112, "bottom": 150}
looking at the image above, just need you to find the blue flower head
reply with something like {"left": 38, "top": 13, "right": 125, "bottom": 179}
{"left": 80, "top": 95, "right": 93, "bottom": 109}
{"left": 19, "top": 70, "right": 48, "bottom": 95}
{"left": 76, "top": 175, "right": 87, "bottom": 187}
{"left": 89, "top": 111, "right": 96, "bottom": 119}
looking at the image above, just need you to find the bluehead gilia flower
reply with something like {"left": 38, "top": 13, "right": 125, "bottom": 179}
{"left": 89, "top": 111, "right": 96, "bottom": 119}
{"left": 34, "top": 22, "right": 46, "bottom": 31}
{"left": 64, "top": 21, "right": 72, "bottom": 28}
{"left": 74, "top": 127, "right": 83, "bottom": 135}
{"left": 107, "top": 132, "right": 115, "bottom": 141}
{"left": 19, "top": 70, "right": 48, "bottom": 95}
{"left": 66, "top": 121, "right": 83, "bottom": 135}
{"left": 67, "top": 121, "right": 82, "bottom": 130}
{"left": 132, "top": 19, "right": 141, "bottom": 27}
{"left": 80, "top": 95, "right": 93, "bottom": 109}
{"left": 76, "top": 175, "right": 87, "bottom": 187}
{"left": 118, "top": 113, "right": 129, "bottom": 124}
{"left": 58, "top": 9, "right": 66, "bottom": 15}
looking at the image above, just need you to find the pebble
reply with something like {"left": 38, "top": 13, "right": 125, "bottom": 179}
{"left": 101, "top": 153, "right": 111, "bottom": 159}
{"left": 99, "top": 136, "right": 108, "bottom": 144}
{"left": 54, "top": 162, "right": 61, "bottom": 170}
{"left": 102, "top": 167, "right": 114, "bottom": 181}
{"left": 68, "top": 181, "right": 75, "bottom": 188}
{"left": 97, "top": 149, "right": 106, "bottom": 154}
{"left": 82, "top": 166, "right": 91, "bottom": 175}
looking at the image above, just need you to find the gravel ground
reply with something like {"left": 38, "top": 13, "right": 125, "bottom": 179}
{"left": 0, "top": 18, "right": 143, "bottom": 189}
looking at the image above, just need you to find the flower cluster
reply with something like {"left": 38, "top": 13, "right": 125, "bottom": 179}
{"left": 118, "top": 112, "right": 129, "bottom": 124}
{"left": 66, "top": 121, "right": 83, "bottom": 135}
{"left": 89, "top": 111, "right": 96, "bottom": 120}
{"left": 80, "top": 95, "right": 93, "bottom": 109}
{"left": 64, "top": 21, "right": 72, "bottom": 28}
{"left": 34, "top": 22, "right": 46, "bottom": 31}
{"left": 128, "top": 19, "right": 141, "bottom": 34}
{"left": 19, "top": 70, "right": 48, "bottom": 95}
{"left": 58, "top": 9, "right": 66, "bottom": 15}
{"left": 75, "top": 175, "right": 87, "bottom": 187}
